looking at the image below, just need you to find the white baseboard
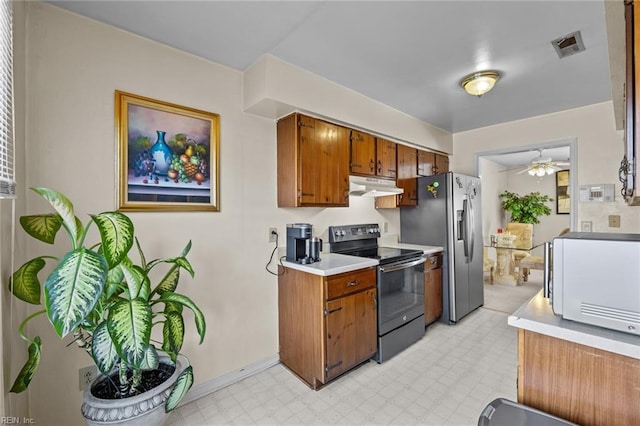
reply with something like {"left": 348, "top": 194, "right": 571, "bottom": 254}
{"left": 179, "top": 355, "right": 280, "bottom": 406}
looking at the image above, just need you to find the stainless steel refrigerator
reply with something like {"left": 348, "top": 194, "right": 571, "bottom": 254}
{"left": 400, "top": 172, "right": 483, "bottom": 323}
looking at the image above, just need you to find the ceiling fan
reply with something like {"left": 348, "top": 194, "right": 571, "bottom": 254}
{"left": 517, "top": 149, "right": 570, "bottom": 176}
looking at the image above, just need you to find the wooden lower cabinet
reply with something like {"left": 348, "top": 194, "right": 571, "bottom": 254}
{"left": 278, "top": 267, "right": 377, "bottom": 389}
{"left": 424, "top": 253, "right": 442, "bottom": 325}
{"left": 517, "top": 329, "right": 640, "bottom": 426}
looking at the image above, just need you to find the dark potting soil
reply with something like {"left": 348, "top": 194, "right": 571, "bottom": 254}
{"left": 91, "top": 363, "right": 176, "bottom": 399}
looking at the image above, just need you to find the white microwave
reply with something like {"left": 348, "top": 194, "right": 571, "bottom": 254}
{"left": 551, "top": 232, "right": 640, "bottom": 336}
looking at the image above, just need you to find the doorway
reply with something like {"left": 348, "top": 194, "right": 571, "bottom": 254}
{"left": 474, "top": 138, "right": 576, "bottom": 245}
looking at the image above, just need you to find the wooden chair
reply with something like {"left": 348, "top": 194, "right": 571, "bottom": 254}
{"left": 483, "top": 247, "right": 495, "bottom": 284}
{"left": 517, "top": 227, "right": 570, "bottom": 285}
{"left": 505, "top": 223, "right": 533, "bottom": 272}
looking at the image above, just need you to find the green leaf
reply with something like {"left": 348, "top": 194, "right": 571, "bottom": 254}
{"left": 104, "top": 265, "right": 126, "bottom": 299}
{"left": 19, "top": 214, "right": 63, "bottom": 244}
{"left": 139, "top": 345, "right": 159, "bottom": 371}
{"left": 165, "top": 365, "right": 193, "bottom": 412}
{"left": 162, "top": 311, "right": 185, "bottom": 360}
{"left": 31, "top": 188, "right": 80, "bottom": 245}
{"left": 9, "top": 258, "right": 45, "bottom": 304}
{"left": 154, "top": 267, "right": 179, "bottom": 294}
{"left": 158, "top": 293, "right": 206, "bottom": 344}
{"left": 107, "top": 299, "right": 152, "bottom": 367}
{"left": 92, "top": 212, "right": 134, "bottom": 269}
{"left": 164, "top": 301, "right": 183, "bottom": 315}
{"left": 10, "top": 337, "right": 42, "bottom": 393}
{"left": 91, "top": 321, "right": 119, "bottom": 375}
{"left": 120, "top": 263, "right": 146, "bottom": 300}
{"left": 44, "top": 248, "right": 108, "bottom": 337}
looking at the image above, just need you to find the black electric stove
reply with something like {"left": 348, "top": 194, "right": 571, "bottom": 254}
{"left": 328, "top": 224, "right": 423, "bottom": 264}
{"left": 329, "top": 223, "right": 426, "bottom": 363}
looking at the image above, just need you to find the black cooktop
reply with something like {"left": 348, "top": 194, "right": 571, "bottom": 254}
{"left": 342, "top": 246, "right": 423, "bottom": 265}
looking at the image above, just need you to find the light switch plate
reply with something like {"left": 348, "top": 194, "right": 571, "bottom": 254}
{"left": 580, "top": 221, "right": 592, "bottom": 232}
{"left": 608, "top": 215, "right": 621, "bottom": 228}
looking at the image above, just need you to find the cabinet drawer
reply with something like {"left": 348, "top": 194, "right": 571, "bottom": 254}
{"left": 326, "top": 268, "right": 376, "bottom": 300}
{"left": 424, "top": 253, "right": 442, "bottom": 270}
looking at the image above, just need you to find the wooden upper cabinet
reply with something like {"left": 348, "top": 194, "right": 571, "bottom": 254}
{"left": 349, "top": 130, "right": 376, "bottom": 176}
{"left": 376, "top": 138, "right": 397, "bottom": 179}
{"left": 417, "top": 149, "right": 435, "bottom": 176}
{"left": 396, "top": 144, "right": 418, "bottom": 206}
{"left": 277, "top": 113, "right": 349, "bottom": 207}
{"left": 433, "top": 153, "right": 449, "bottom": 174}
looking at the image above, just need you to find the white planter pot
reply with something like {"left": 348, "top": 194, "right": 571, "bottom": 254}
{"left": 81, "top": 355, "right": 188, "bottom": 426}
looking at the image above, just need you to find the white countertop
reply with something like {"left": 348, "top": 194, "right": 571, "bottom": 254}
{"left": 508, "top": 290, "right": 640, "bottom": 360}
{"left": 281, "top": 253, "right": 378, "bottom": 276}
{"left": 390, "top": 242, "right": 443, "bottom": 255}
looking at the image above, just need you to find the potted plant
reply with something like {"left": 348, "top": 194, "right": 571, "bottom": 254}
{"left": 499, "top": 190, "right": 553, "bottom": 224}
{"left": 8, "top": 188, "right": 206, "bottom": 425}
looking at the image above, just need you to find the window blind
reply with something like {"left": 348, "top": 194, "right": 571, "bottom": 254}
{"left": 0, "top": 0, "right": 15, "bottom": 198}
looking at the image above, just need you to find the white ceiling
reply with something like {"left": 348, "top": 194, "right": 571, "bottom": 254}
{"left": 47, "top": 0, "right": 616, "bottom": 134}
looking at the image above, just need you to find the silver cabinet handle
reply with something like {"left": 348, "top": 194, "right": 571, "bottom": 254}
{"left": 346, "top": 279, "right": 360, "bottom": 287}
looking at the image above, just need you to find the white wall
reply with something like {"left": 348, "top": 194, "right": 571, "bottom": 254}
{"left": 12, "top": 3, "right": 403, "bottom": 423}
{"left": 478, "top": 158, "right": 507, "bottom": 245}
{"left": 452, "top": 102, "right": 640, "bottom": 234}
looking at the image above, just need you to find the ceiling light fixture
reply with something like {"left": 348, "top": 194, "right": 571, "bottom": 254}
{"left": 527, "top": 164, "right": 557, "bottom": 177}
{"left": 460, "top": 70, "right": 501, "bottom": 97}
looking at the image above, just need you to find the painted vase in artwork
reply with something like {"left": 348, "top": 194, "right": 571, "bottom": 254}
{"left": 150, "top": 130, "right": 172, "bottom": 176}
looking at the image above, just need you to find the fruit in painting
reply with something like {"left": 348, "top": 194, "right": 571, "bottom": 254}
{"left": 167, "top": 169, "right": 178, "bottom": 179}
{"left": 190, "top": 156, "right": 200, "bottom": 165}
{"left": 180, "top": 154, "right": 190, "bottom": 164}
{"left": 194, "top": 172, "right": 205, "bottom": 183}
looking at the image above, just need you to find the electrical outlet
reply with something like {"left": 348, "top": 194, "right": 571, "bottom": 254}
{"left": 79, "top": 365, "right": 98, "bottom": 391}
{"left": 269, "top": 227, "right": 278, "bottom": 243}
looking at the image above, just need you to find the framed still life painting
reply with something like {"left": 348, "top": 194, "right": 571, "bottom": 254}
{"left": 116, "top": 90, "right": 220, "bottom": 212}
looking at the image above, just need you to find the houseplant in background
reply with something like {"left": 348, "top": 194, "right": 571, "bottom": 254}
{"left": 8, "top": 187, "right": 206, "bottom": 425}
{"left": 499, "top": 190, "right": 553, "bottom": 224}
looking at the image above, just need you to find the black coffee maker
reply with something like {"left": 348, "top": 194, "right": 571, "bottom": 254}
{"left": 286, "top": 223, "right": 322, "bottom": 264}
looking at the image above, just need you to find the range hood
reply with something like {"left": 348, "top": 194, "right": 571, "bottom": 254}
{"left": 349, "top": 176, "right": 404, "bottom": 197}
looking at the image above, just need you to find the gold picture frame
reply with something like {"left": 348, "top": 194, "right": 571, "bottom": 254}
{"left": 116, "top": 91, "right": 220, "bottom": 212}
{"left": 556, "top": 170, "right": 570, "bottom": 214}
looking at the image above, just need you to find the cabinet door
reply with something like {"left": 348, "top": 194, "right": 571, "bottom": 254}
{"left": 396, "top": 144, "right": 418, "bottom": 206}
{"left": 433, "top": 154, "right": 449, "bottom": 174}
{"left": 297, "top": 115, "right": 318, "bottom": 204}
{"left": 424, "top": 267, "right": 443, "bottom": 325}
{"left": 376, "top": 138, "right": 397, "bottom": 178}
{"left": 316, "top": 120, "right": 349, "bottom": 206}
{"left": 417, "top": 150, "right": 435, "bottom": 176}
{"left": 325, "top": 288, "right": 377, "bottom": 381}
{"left": 350, "top": 130, "right": 376, "bottom": 176}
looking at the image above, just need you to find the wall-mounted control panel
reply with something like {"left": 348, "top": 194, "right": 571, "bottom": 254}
{"left": 579, "top": 184, "right": 615, "bottom": 202}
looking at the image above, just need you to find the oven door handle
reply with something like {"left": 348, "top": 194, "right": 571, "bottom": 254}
{"left": 379, "top": 257, "right": 426, "bottom": 273}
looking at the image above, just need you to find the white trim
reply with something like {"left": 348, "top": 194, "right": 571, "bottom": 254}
{"left": 179, "top": 355, "right": 281, "bottom": 406}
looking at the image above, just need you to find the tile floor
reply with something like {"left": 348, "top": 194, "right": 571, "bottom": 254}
{"left": 167, "top": 307, "right": 518, "bottom": 426}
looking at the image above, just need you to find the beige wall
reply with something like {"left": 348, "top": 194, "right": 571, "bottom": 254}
{"left": 11, "top": 3, "right": 404, "bottom": 423}
{"left": 452, "top": 102, "right": 640, "bottom": 234}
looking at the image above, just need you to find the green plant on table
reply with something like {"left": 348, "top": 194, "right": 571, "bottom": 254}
{"left": 8, "top": 187, "right": 206, "bottom": 412}
{"left": 499, "top": 190, "right": 553, "bottom": 224}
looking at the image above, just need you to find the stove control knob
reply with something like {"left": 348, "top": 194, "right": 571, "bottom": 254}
{"left": 341, "top": 230, "right": 346, "bottom": 236}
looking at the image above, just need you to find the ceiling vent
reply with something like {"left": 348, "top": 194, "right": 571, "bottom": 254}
{"left": 551, "top": 31, "right": 585, "bottom": 59}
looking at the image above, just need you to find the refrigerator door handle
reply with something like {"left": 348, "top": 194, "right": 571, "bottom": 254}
{"left": 460, "top": 199, "right": 470, "bottom": 261}
{"left": 467, "top": 196, "right": 475, "bottom": 263}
